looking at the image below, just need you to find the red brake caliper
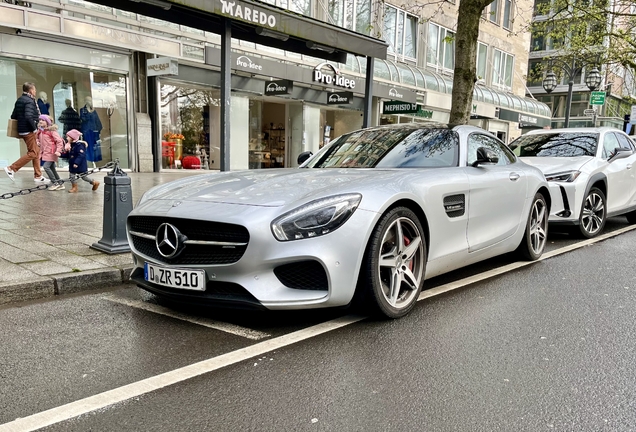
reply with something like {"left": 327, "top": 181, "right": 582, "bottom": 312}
{"left": 403, "top": 236, "right": 414, "bottom": 271}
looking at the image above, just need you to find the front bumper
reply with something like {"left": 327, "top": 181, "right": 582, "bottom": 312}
{"left": 127, "top": 200, "right": 379, "bottom": 310}
{"left": 545, "top": 182, "right": 581, "bottom": 226}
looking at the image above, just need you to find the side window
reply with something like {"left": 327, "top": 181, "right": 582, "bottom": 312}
{"left": 615, "top": 133, "right": 635, "bottom": 151}
{"left": 602, "top": 133, "right": 620, "bottom": 159}
{"left": 467, "top": 133, "right": 513, "bottom": 166}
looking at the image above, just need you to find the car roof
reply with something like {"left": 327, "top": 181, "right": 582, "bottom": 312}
{"left": 362, "top": 123, "right": 495, "bottom": 135}
{"left": 523, "top": 127, "right": 621, "bottom": 135}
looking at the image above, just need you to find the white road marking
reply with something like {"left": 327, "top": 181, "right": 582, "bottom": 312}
{"left": 101, "top": 295, "right": 270, "bottom": 341}
{"left": 0, "top": 315, "right": 365, "bottom": 432}
{"left": 2, "top": 225, "right": 635, "bottom": 432}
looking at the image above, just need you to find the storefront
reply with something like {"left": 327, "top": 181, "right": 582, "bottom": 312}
{"left": 151, "top": 49, "right": 368, "bottom": 171}
{"left": 0, "top": 33, "right": 131, "bottom": 171}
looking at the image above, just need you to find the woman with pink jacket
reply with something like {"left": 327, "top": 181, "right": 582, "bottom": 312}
{"left": 37, "top": 115, "right": 65, "bottom": 190}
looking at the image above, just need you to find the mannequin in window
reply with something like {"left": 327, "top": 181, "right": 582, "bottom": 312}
{"left": 80, "top": 96, "right": 102, "bottom": 164}
{"left": 59, "top": 99, "right": 81, "bottom": 137}
{"left": 38, "top": 92, "right": 50, "bottom": 116}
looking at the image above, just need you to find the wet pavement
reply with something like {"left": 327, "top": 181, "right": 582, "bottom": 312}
{"left": 0, "top": 168, "right": 203, "bottom": 305}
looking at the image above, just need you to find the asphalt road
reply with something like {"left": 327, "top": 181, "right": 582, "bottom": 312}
{"left": 1, "top": 217, "right": 636, "bottom": 431}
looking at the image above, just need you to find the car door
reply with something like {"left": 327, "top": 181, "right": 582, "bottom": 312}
{"left": 602, "top": 132, "right": 635, "bottom": 213}
{"left": 465, "top": 133, "right": 528, "bottom": 252}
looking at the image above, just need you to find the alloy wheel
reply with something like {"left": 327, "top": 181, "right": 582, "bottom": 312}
{"left": 529, "top": 197, "right": 548, "bottom": 255}
{"left": 581, "top": 190, "right": 605, "bottom": 236}
{"left": 377, "top": 217, "right": 425, "bottom": 310}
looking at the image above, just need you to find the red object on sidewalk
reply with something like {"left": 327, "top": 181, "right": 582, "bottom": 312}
{"left": 182, "top": 155, "right": 201, "bottom": 169}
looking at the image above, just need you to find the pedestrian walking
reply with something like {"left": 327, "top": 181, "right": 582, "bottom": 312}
{"left": 5, "top": 82, "right": 49, "bottom": 183}
{"left": 65, "top": 129, "right": 100, "bottom": 193}
{"left": 37, "top": 115, "right": 65, "bottom": 191}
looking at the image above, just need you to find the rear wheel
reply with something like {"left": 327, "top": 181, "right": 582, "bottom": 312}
{"left": 518, "top": 192, "right": 548, "bottom": 260}
{"left": 359, "top": 207, "right": 426, "bottom": 319}
{"left": 578, "top": 187, "right": 606, "bottom": 238}
{"left": 625, "top": 210, "right": 636, "bottom": 224}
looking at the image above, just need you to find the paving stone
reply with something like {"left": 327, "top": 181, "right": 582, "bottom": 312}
{"left": 57, "top": 244, "right": 104, "bottom": 256}
{"left": 0, "top": 222, "right": 22, "bottom": 230}
{"left": 19, "top": 261, "right": 75, "bottom": 276}
{"left": 0, "top": 260, "right": 44, "bottom": 282}
{"left": 88, "top": 253, "right": 134, "bottom": 267}
{"left": 47, "top": 251, "right": 107, "bottom": 270}
{"left": 0, "top": 243, "right": 47, "bottom": 264}
{"left": 0, "top": 278, "right": 54, "bottom": 305}
{"left": 53, "top": 268, "right": 123, "bottom": 295}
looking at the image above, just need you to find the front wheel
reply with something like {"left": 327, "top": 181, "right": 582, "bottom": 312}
{"left": 518, "top": 192, "right": 548, "bottom": 260}
{"left": 359, "top": 207, "right": 427, "bottom": 319}
{"left": 578, "top": 187, "right": 606, "bottom": 238}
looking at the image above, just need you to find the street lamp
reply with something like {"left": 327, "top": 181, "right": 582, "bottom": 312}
{"left": 542, "top": 59, "right": 602, "bottom": 128}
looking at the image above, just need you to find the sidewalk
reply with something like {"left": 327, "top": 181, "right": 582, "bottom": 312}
{"left": 0, "top": 168, "right": 203, "bottom": 306}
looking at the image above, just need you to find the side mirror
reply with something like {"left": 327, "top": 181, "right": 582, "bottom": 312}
{"left": 609, "top": 147, "right": 633, "bottom": 162}
{"left": 472, "top": 147, "right": 499, "bottom": 167}
{"left": 297, "top": 151, "right": 313, "bottom": 165}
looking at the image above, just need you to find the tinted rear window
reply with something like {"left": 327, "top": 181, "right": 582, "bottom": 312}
{"left": 509, "top": 132, "right": 598, "bottom": 157}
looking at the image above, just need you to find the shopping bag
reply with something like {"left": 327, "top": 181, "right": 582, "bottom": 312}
{"left": 7, "top": 119, "right": 19, "bottom": 139}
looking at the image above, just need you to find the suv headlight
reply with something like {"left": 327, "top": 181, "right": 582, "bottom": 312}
{"left": 545, "top": 170, "right": 581, "bottom": 182}
{"left": 271, "top": 194, "right": 362, "bottom": 241}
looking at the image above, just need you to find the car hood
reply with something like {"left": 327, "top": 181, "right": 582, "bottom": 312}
{"left": 142, "top": 168, "right": 400, "bottom": 207}
{"left": 518, "top": 156, "right": 593, "bottom": 174}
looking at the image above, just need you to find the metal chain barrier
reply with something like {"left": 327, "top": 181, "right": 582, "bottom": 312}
{"left": 0, "top": 159, "right": 120, "bottom": 200}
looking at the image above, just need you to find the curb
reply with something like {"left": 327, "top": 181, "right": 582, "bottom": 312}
{"left": 0, "top": 266, "right": 134, "bottom": 307}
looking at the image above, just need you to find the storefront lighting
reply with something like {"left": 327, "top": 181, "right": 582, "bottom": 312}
{"left": 130, "top": 0, "right": 172, "bottom": 10}
{"left": 255, "top": 27, "right": 289, "bottom": 41}
{"left": 306, "top": 41, "right": 336, "bottom": 54}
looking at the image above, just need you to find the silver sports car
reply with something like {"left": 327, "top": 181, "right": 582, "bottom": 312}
{"left": 509, "top": 127, "right": 636, "bottom": 238}
{"left": 127, "top": 124, "right": 550, "bottom": 318}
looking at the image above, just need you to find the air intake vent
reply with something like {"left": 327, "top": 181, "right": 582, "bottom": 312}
{"left": 274, "top": 261, "right": 328, "bottom": 291}
{"left": 443, "top": 194, "right": 465, "bottom": 218}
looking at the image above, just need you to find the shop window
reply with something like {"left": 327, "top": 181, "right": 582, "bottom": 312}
{"left": 427, "top": 23, "right": 454, "bottom": 71}
{"left": 384, "top": 5, "right": 417, "bottom": 59}
{"left": 327, "top": 0, "right": 372, "bottom": 34}
{"left": 492, "top": 49, "right": 514, "bottom": 90}
{"left": 0, "top": 58, "right": 129, "bottom": 170}
{"left": 476, "top": 42, "right": 488, "bottom": 81}
{"left": 160, "top": 82, "right": 221, "bottom": 170}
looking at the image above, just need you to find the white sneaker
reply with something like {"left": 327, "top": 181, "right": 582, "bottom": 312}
{"left": 34, "top": 176, "right": 51, "bottom": 184}
{"left": 56, "top": 183, "right": 65, "bottom": 190}
{"left": 4, "top": 167, "right": 15, "bottom": 182}
{"left": 48, "top": 184, "right": 61, "bottom": 191}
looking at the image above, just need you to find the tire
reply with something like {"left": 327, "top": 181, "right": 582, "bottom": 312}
{"left": 359, "top": 207, "right": 427, "bottom": 319}
{"left": 518, "top": 192, "right": 548, "bottom": 261}
{"left": 626, "top": 210, "right": 636, "bottom": 224}
{"left": 578, "top": 187, "right": 606, "bottom": 238}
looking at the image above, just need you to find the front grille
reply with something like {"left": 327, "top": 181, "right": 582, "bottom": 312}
{"left": 129, "top": 216, "right": 249, "bottom": 265}
{"left": 274, "top": 261, "right": 329, "bottom": 291}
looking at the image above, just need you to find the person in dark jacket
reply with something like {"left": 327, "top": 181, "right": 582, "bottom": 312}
{"left": 65, "top": 129, "right": 100, "bottom": 193}
{"left": 5, "top": 82, "right": 48, "bottom": 183}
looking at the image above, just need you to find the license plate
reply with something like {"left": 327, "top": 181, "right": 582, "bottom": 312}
{"left": 144, "top": 262, "right": 205, "bottom": 291}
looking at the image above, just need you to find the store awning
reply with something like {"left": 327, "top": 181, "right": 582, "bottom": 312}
{"left": 90, "top": 0, "right": 388, "bottom": 63}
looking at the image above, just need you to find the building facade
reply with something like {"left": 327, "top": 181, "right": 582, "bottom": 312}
{"left": 0, "top": 0, "right": 549, "bottom": 173}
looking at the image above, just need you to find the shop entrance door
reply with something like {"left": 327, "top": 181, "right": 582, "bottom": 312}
{"left": 288, "top": 102, "right": 304, "bottom": 167}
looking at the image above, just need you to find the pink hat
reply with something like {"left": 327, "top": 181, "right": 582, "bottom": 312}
{"left": 38, "top": 115, "right": 51, "bottom": 126}
{"left": 66, "top": 129, "right": 82, "bottom": 141}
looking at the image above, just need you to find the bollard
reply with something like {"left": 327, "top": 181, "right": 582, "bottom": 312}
{"left": 91, "top": 161, "right": 133, "bottom": 254}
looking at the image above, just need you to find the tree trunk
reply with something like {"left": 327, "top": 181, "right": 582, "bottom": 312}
{"left": 449, "top": 0, "right": 493, "bottom": 126}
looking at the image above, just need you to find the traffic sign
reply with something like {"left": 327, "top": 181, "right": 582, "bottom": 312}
{"left": 583, "top": 109, "right": 596, "bottom": 117}
{"left": 590, "top": 91, "right": 606, "bottom": 105}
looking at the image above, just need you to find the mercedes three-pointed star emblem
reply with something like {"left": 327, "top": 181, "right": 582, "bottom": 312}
{"left": 155, "top": 223, "right": 184, "bottom": 258}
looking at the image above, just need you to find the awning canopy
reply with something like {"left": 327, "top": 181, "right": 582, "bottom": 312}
{"left": 90, "top": 0, "right": 388, "bottom": 63}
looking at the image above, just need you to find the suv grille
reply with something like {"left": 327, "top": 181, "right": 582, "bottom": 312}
{"left": 274, "top": 261, "right": 328, "bottom": 291}
{"left": 128, "top": 216, "right": 249, "bottom": 265}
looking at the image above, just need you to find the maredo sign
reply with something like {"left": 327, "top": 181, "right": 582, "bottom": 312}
{"left": 313, "top": 63, "right": 356, "bottom": 89}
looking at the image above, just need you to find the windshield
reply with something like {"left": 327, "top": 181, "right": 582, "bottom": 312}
{"left": 509, "top": 132, "right": 598, "bottom": 157}
{"left": 304, "top": 127, "right": 459, "bottom": 169}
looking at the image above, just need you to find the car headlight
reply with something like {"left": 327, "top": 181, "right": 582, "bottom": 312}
{"left": 545, "top": 170, "right": 581, "bottom": 182}
{"left": 271, "top": 194, "right": 362, "bottom": 241}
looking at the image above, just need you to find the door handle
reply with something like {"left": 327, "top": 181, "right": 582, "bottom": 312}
{"left": 509, "top": 172, "right": 520, "bottom": 181}
{"left": 628, "top": 164, "right": 632, "bottom": 170}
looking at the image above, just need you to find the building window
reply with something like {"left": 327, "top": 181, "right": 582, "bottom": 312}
{"left": 489, "top": 0, "right": 499, "bottom": 23}
{"left": 477, "top": 42, "right": 488, "bottom": 80}
{"left": 264, "top": 0, "right": 311, "bottom": 16}
{"left": 384, "top": 5, "right": 418, "bottom": 58}
{"left": 503, "top": 0, "right": 512, "bottom": 29}
{"left": 327, "top": 0, "right": 372, "bottom": 35}
{"left": 427, "top": 23, "right": 455, "bottom": 71}
{"left": 492, "top": 49, "right": 514, "bottom": 89}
